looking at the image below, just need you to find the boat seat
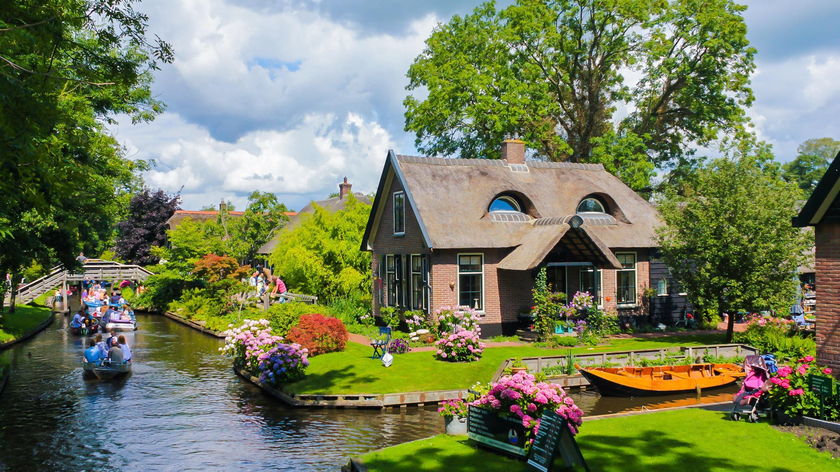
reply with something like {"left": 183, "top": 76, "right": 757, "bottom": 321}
{"left": 617, "top": 371, "right": 636, "bottom": 377}
{"left": 668, "top": 372, "right": 692, "bottom": 380}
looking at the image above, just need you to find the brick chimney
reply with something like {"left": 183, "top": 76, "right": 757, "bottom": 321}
{"left": 501, "top": 139, "right": 526, "bottom": 165}
{"left": 339, "top": 177, "right": 352, "bottom": 200}
{"left": 219, "top": 199, "right": 226, "bottom": 212}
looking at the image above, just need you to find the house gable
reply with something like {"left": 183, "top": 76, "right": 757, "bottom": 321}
{"left": 794, "top": 149, "right": 840, "bottom": 227}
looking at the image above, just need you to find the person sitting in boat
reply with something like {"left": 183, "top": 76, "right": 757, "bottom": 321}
{"left": 83, "top": 313, "right": 97, "bottom": 331}
{"left": 117, "top": 335, "right": 132, "bottom": 362}
{"left": 120, "top": 307, "right": 132, "bottom": 320}
{"left": 94, "top": 334, "right": 109, "bottom": 358}
{"left": 106, "top": 330, "right": 119, "bottom": 349}
{"left": 110, "top": 292, "right": 121, "bottom": 305}
{"left": 71, "top": 311, "right": 84, "bottom": 329}
{"left": 84, "top": 339, "right": 104, "bottom": 366}
{"left": 733, "top": 355, "right": 770, "bottom": 406}
{"left": 107, "top": 342, "right": 123, "bottom": 366}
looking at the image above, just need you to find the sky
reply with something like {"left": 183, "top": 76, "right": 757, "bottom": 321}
{"left": 112, "top": 0, "right": 840, "bottom": 212}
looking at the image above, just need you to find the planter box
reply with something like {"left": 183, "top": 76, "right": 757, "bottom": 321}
{"left": 554, "top": 326, "right": 574, "bottom": 334}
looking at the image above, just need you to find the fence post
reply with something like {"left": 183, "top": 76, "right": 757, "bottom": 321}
{"left": 263, "top": 293, "right": 270, "bottom": 312}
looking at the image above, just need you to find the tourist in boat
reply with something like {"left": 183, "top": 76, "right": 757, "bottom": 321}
{"left": 94, "top": 334, "right": 109, "bottom": 358}
{"left": 106, "top": 330, "right": 119, "bottom": 349}
{"left": 733, "top": 356, "right": 770, "bottom": 406}
{"left": 84, "top": 339, "right": 104, "bottom": 366}
{"left": 100, "top": 307, "right": 111, "bottom": 328}
{"left": 107, "top": 342, "right": 123, "bottom": 365}
{"left": 117, "top": 335, "right": 132, "bottom": 362}
{"left": 71, "top": 311, "right": 84, "bottom": 329}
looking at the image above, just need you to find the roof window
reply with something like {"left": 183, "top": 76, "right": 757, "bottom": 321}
{"left": 577, "top": 197, "right": 607, "bottom": 214}
{"left": 489, "top": 195, "right": 522, "bottom": 213}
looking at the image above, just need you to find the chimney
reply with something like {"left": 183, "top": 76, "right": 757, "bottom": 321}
{"left": 219, "top": 199, "right": 226, "bottom": 212}
{"left": 501, "top": 139, "right": 526, "bottom": 165}
{"left": 339, "top": 177, "right": 352, "bottom": 200}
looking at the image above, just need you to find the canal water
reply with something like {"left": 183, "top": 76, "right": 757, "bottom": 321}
{"left": 0, "top": 311, "right": 738, "bottom": 471}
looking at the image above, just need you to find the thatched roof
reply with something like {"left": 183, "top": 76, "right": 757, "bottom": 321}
{"left": 165, "top": 210, "right": 246, "bottom": 228}
{"left": 256, "top": 193, "right": 372, "bottom": 255}
{"left": 362, "top": 152, "right": 661, "bottom": 254}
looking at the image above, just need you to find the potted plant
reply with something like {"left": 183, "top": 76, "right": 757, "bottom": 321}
{"left": 438, "top": 399, "right": 469, "bottom": 435}
{"left": 511, "top": 358, "right": 528, "bottom": 374}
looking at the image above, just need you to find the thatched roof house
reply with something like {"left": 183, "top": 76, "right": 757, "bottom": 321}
{"left": 362, "top": 140, "right": 689, "bottom": 336}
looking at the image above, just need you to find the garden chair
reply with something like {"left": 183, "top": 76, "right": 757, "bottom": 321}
{"left": 371, "top": 327, "right": 391, "bottom": 359}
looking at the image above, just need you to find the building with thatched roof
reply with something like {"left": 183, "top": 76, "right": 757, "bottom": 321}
{"left": 361, "top": 140, "right": 689, "bottom": 337}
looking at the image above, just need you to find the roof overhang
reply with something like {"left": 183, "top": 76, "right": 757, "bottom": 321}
{"left": 498, "top": 219, "right": 622, "bottom": 271}
{"left": 794, "top": 149, "right": 840, "bottom": 227}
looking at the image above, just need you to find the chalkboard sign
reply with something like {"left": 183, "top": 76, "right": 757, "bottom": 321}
{"left": 468, "top": 406, "right": 528, "bottom": 457}
{"left": 526, "top": 411, "right": 589, "bottom": 472}
{"left": 809, "top": 375, "right": 833, "bottom": 396}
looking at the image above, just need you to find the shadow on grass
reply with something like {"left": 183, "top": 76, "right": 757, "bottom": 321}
{"left": 284, "top": 365, "right": 379, "bottom": 395}
{"left": 362, "top": 440, "right": 526, "bottom": 472}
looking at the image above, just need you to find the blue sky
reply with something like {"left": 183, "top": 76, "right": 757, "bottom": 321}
{"left": 113, "top": 0, "right": 840, "bottom": 211}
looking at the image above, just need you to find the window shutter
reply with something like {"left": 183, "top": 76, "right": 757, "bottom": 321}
{"left": 380, "top": 254, "right": 386, "bottom": 306}
{"left": 423, "top": 255, "right": 431, "bottom": 314}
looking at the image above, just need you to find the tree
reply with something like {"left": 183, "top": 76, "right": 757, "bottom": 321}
{"left": 404, "top": 0, "right": 755, "bottom": 191}
{"left": 192, "top": 254, "right": 250, "bottom": 283}
{"left": 782, "top": 138, "right": 840, "bottom": 197}
{"left": 657, "top": 145, "right": 809, "bottom": 342}
{"left": 268, "top": 195, "right": 372, "bottom": 304}
{"left": 225, "top": 191, "right": 290, "bottom": 264}
{"left": 115, "top": 189, "right": 181, "bottom": 266}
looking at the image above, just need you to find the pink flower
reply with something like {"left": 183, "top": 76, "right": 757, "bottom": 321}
{"left": 777, "top": 366, "right": 793, "bottom": 378}
{"left": 789, "top": 388, "right": 805, "bottom": 396}
{"left": 824, "top": 368, "right": 833, "bottom": 375}
{"left": 781, "top": 379, "right": 791, "bottom": 389}
{"left": 527, "top": 403, "right": 537, "bottom": 413}
{"left": 796, "top": 365, "right": 808, "bottom": 376}
{"left": 804, "top": 355, "right": 815, "bottom": 363}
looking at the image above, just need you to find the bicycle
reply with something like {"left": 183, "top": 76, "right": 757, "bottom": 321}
{"left": 675, "top": 309, "right": 696, "bottom": 329}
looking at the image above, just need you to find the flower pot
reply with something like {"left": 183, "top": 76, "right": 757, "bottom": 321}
{"left": 774, "top": 409, "right": 803, "bottom": 426}
{"left": 445, "top": 415, "right": 468, "bottom": 435}
{"left": 511, "top": 366, "right": 528, "bottom": 374}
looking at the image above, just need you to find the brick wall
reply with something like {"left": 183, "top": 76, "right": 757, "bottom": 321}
{"left": 816, "top": 223, "right": 840, "bottom": 373}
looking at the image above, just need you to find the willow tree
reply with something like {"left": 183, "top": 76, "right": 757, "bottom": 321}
{"left": 404, "top": 0, "right": 755, "bottom": 191}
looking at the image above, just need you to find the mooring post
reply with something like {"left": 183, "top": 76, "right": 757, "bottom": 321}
{"left": 61, "top": 277, "right": 68, "bottom": 313}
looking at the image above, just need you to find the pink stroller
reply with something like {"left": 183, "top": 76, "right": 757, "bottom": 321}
{"left": 729, "top": 355, "right": 771, "bottom": 423}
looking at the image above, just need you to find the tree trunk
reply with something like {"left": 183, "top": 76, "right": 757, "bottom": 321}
{"left": 8, "top": 277, "right": 18, "bottom": 314}
{"left": 724, "top": 297, "right": 734, "bottom": 343}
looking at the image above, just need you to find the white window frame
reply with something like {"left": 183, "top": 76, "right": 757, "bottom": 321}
{"left": 657, "top": 277, "right": 669, "bottom": 297}
{"left": 410, "top": 254, "right": 424, "bottom": 311}
{"left": 579, "top": 266, "right": 603, "bottom": 308}
{"left": 457, "top": 253, "right": 484, "bottom": 313}
{"left": 615, "top": 252, "right": 637, "bottom": 307}
{"left": 385, "top": 255, "right": 396, "bottom": 307}
{"left": 489, "top": 195, "right": 522, "bottom": 213}
{"left": 393, "top": 192, "right": 406, "bottom": 236}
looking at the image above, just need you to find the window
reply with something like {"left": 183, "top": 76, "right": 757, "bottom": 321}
{"left": 657, "top": 277, "right": 668, "bottom": 296}
{"left": 546, "top": 266, "right": 568, "bottom": 295}
{"left": 393, "top": 192, "right": 405, "bottom": 235}
{"left": 458, "top": 254, "right": 483, "bottom": 311}
{"left": 411, "top": 255, "right": 424, "bottom": 311}
{"left": 489, "top": 195, "right": 521, "bottom": 213}
{"left": 385, "top": 255, "right": 396, "bottom": 306}
{"left": 616, "top": 253, "right": 637, "bottom": 305}
{"left": 579, "top": 266, "right": 603, "bottom": 306}
{"left": 577, "top": 197, "right": 606, "bottom": 214}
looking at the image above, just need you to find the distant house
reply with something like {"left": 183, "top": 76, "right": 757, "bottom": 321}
{"left": 793, "top": 151, "right": 840, "bottom": 373}
{"left": 256, "top": 178, "right": 372, "bottom": 256}
{"left": 361, "top": 140, "right": 688, "bottom": 337}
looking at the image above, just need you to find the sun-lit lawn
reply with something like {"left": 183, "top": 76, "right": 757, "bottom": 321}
{"left": 284, "top": 333, "right": 727, "bottom": 395}
{"left": 359, "top": 409, "right": 836, "bottom": 472}
{"left": 0, "top": 304, "right": 53, "bottom": 344}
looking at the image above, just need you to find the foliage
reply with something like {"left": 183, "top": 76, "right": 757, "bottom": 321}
{"left": 532, "top": 268, "right": 565, "bottom": 342}
{"left": 269, "top": 195, "right": 372, "bottom": 304}
{"left": 286, "top": 314, "right": 349, "bottom": 356}
{"left": 769, "top": 356, "right": 839, "bottom": 421}
{"left": 192, "top": 254, "right": 250, "bottom": 283}
{"left": 657, "top": 148, "right": 810, "bottom": 342}
{"left": 432, "top": 306, "right": 482, "bottom": 339}
{"left": 134, "top": 270, "right": 201, "bottom": 312}
{"left": 218, "top": 191, "right": 291, "bottom": 263}
{"left": 781, "top": 138, "right": 840, "bottom": 197}
{"left": 470, "top": 371, "right": 584, "bottom": 450}
{"left": 115, "top": 188, "right": 180, "bottom": 265}
{"left": 327, "top": 298, "right": 369, "bottom": 327}
{"left": 732, "top": 318, "right": 816, "bottom": 361}
{"left": 404, "top": 310, "right": 429, "bottom": 331}
{"left": 379, "top": 306, "right": 401, "bottom": 329}
{"left": 435, "top": 330, "right": 485, "bottom": 362}
{"left": 249, "top": 302, "right": 331, "bottom": 337}
{"left": 389, "top": 338, "right": 410, "bottom": 355}
{"left": 437, "top": 399, "right": 469, "bottom": 419}
{"left": 404, "top": 0, "right": 755, "bottom": 191}
{"left": 0, "top": 0, "right": 172, "bottom": 313}
{"left": 220, "top": 319, "right": 309, "bottom": 384}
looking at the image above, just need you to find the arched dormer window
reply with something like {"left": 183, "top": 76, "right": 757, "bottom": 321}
{"left": 489, "top": 195, "right": 522, "bottom": 213}
{"left": 577, "top": 197, "right": 606, "bottom": 214}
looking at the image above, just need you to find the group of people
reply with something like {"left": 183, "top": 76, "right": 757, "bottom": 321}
{"left": 83, "top": 331, "right": 132, "bottom": 366}
{"left": 82, "top": 284, "right": 122, "bottom": 304}
{"left": 248, "top": 265, "right": 287, "bottom": 301}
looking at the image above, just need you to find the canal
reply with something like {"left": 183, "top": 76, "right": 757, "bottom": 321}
{"left": 0, "top": 311, "right": 738, "bottom": 470}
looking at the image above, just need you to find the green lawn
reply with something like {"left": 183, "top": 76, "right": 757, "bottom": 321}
{"left": 360, "top": 409, "right": 837, "bottom": 472}
{"left": 0, "top": 304, "right": 53, "bottom": 344}
{"left": 284, "top": 333, "right": 727, "bottom": 395}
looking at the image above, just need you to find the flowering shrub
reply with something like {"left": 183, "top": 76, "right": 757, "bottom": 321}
{"left": 570, "top": 291, "right": 594, "bottom": 310}
{"left": 389, "top": 338, "right": 410, "bottom": 354}
{"left": 433, "top": 306, "right": 481, "bottom": 338}
{"left": 405, "top": 310, "right": 429, "bottom": 330}
{"left": 359, "top": 313, "right": 375, "bottom": 327}
{"left": 438, "top": 398, "right": 469, "bottom": 418}
{"left": 286, "top": 314, "right": 349, "bottom": 356}
{"left": 435, "top": 329, "right": 485, "bottom": 362}
{"left": 733, "top": 317, "right": 815, "bottom": 361}
{"left": 769, "top": 355, "right": 840, "bottom": 421}
{"left": 220, "top": 319, "right": 309, "bottom": 384}
{"left": 471, "top": 371, "right": 584, "bottom": 449}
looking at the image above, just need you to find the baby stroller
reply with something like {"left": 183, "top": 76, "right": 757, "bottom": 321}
{"left": 729, "top": 355, "right": 773, "bottom": 423}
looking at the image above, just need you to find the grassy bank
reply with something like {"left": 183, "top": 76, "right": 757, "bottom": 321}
{"left": 0, "top": 304, "right": 53, "bottom": 344}
{"left": 284, "top": 334, "right": 727, "bottom": 395}
{"left": 359, "top": 409, "right": 836, "bottom": 472}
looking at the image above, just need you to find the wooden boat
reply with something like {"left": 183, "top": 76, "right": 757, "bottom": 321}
{"left": 82, "top": 360, "right": 132, "bottom": 380}
{"left": 576, "top": 363, "right": 744, "bottom": 397}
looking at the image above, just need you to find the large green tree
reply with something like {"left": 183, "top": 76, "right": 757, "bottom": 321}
{"left": 405, "top": 0, "right": 755, "bottom": 191}
{"left": 657, "top": 143, "right": 809, "bottom": 342}
{"left": 782, "top": 138, "right": 840, "bottom": 197}
{"left": 0, "top": 0, "right": 172, "bottom": 313}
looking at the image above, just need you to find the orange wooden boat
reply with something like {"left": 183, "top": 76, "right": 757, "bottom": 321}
{"left": 576, "top": 363, "right": 744, "bottom": 397}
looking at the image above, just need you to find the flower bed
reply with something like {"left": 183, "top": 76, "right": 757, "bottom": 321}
{"left": 435, "top": 329, "right": 485, "bottom": 362}
{"left": 769, "top": 355, "right": 839, "bottom": 421}
{"left": 220, "top": 319, "right": 309, "bottom": 384}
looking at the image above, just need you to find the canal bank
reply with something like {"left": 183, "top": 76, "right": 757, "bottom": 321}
{"left": 0, "top": 304, "right": 55, "bottom": 349}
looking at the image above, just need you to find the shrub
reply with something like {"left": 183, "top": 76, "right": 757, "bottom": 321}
{"left": 256, "top": 343, "right": 310, "bottom": 385}
{"left": 328, "top": 298, "right": 369, "bottom": 326}
{"left": 379, "top": 306, "right": 401, "bottom": 328}
{"left": 220, "top": 319, "right": 309, "bottom": 384}
{"left": 438, "top": 398, "right": 468, "bottom": 418}
{"left": 389, "top": 338, "right": 410, "bottom": 354}
{"left": 258, "top": 302, "right": 332, "bottom": 337}
{"left": 435, "top": 329, "right": 485, "bottom": 362}
{"left": 404, "top": 310, "right": 429, "bottom": 331}
{"left": 286, "top": 314, "right": 349, "bottom": 356}
{"left": 769, "top": 355, "right": 839, "bottom": 421}
{"left": 470, "top": 371, "right": 584, "bottom": 451}
{"left": 192, "top": 254, "right": 250, "bottom": 283}
{"left": 732, "top": 317, "right": 816, "bottom": 361}
{"left": 550, "top": 335, "right": 579, "bottom": 348}
{"left": 433, "top": 306, "right": 481, "bottom": 338}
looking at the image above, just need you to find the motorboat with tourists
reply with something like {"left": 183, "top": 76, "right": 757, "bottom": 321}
{"left": 82, "top": 360, "right": 132, "bottom": 380}
{"left": 102, "top": 306, "right": 137, "bottom": 331}
{"left": 576, "top": 363, "right": 744, "bottom": 397}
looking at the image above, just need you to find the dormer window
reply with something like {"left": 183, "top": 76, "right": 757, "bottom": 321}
{"left": 489, "top": 195, "right": 522, "bottom": 213}
{"left": 577, "top": 197, "right": 606, "bottom": 214}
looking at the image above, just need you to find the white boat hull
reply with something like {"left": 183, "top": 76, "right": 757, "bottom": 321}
{"left": 105, "top": 321, "right": 137, "bottom": 331}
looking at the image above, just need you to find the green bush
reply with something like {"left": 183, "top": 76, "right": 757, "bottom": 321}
{"left": 328, "top": 298, "right": 369, "bottom": 326}
{"left": 550, "top": 336, "right": 579, "bottom": 347}
{"left": 259, "top": 302, "right": 332, "bottom": 337}
{"left": 136, "top": 272, "right": 202, "bottom": 311}
{"left": 732, "top": 318, "right": 816, "bottom": 361}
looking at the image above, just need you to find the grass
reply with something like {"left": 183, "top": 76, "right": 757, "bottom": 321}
{"left": 360, "top": 409, "right": 837, "bottom": 472}
{"left": 284, "top": 333, "right": 727, "bottom": 395}
{"left": 0, "top": 303, "right": 53, "bottom": 344}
